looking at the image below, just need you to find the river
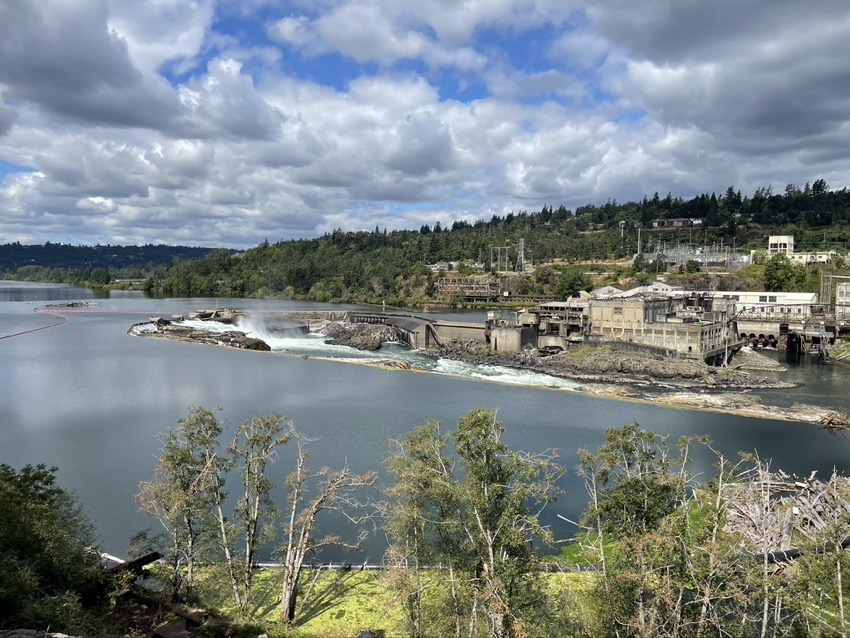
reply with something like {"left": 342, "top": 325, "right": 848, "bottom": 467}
{"left": 2, "top": 281, "right": 850, "bottom": 561}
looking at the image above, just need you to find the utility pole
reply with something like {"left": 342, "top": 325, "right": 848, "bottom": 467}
{"left": 515, "top": 238, "right": 526, "bottom": 272}
{"left": 490, "top": 246, "right": 509, "bottom": 272}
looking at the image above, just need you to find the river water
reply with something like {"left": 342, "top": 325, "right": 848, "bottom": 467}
{"left": 2, "top": 281, "right": 850, "bottom": 560}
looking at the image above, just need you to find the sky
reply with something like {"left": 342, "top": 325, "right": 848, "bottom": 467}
{"left": 1, "top": 1, "right": 849, "bottom": 249}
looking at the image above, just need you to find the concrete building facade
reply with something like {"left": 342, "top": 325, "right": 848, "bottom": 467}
{"left": 766, "top": 234, "right": 835, "bottom": 264}
{"left": 836, "top": 283, "right": 850, "bottom": 320}
{"left": 769, "top": 235, "right": 795, "bottom": 255}
{"left": 587, "top": 296, "right": 731, "bottom": 361}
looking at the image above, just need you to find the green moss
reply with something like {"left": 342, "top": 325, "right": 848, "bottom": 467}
{"left": 570, "top": 345, "right": 606, "bottom": 362}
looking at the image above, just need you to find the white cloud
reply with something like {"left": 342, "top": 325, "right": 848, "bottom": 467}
{"left": 106, "top": 0, "right": 216, "bottom": 75}
{"left": 268, "top": 16, "right": 316, "bottom": 49}
{"left": 0, "top": 0, "right": 849, "bottom": 248}
{"left": 316, "top": 5, "right": 429, "bottom": 64}
{"left": 0, "top": 0, "right": 183, "bottom": 130}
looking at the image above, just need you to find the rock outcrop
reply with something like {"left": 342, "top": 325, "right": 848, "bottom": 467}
{"left": 322, "top": 322, "right": 399, "bottom": 351}
{"left": 129, "top": 322, "right": 270, "bottom": 351}
{"left": 436, "top": 340, "right": 794, "bottom": 390}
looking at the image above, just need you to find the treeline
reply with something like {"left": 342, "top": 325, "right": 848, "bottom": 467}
{"left": 0, "top": 242, "right": 222, "bottom": 287}
{"left": 141, "top": 180, "right": 850, "bottom": 303}
{"left": 7, "top": 409, "right": 850, "bottom": 637}
{"left": 0, "top": 242, "right": 220, "bottom": 271}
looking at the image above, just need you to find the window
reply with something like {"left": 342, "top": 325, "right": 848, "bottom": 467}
{"left": 759, "top": 295, "right": 767, "bottom": 302}
{"left": 613, "top": 307, "right": 623, "bottom": 316}
{"left": 769, "top": 296, "right": 777, "bottom": 302}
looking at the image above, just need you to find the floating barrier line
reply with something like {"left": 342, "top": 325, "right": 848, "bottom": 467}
{"left": 0, "top": 310, "right": 68, "bottom": 340}
{"left": 1, "top": 307, "right": 162, "bottom": 340}
{"left": 35, "top": 308, "right": 161, "bottom": 314}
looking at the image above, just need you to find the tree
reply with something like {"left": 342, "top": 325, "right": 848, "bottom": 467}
{"left": 136, "top": 407, "right": 227, "bottom": 600}
{"left": 0, "top": 463, "right": 107, "bottom": 630}
{"left": 140, "top": 408, "right": 375, "bottom": 620}
{"left": 763, "top": 253, "right": 798, "bottom": 291}
{"left": 278, "top": 427, "right": 375, "bottom": 624}
{"left": 228, "top": 414, "right": 291, "bottom": 615}
{"left": 580, "top": 424, "right": 687, "bottom": 539}
{"left": 554, "top": 268, "right": 592, "bottom": 300}
{"left": 139, "top": 407, "right": 289, "bottom": 615}
{"left": 578, "top": 424, "right": 701, "bottom": 636}
{"left": 385, "top": 408, "right": 563, "bottom": 638}
{"left": 385, "top": 419, "right": 463, "bottom": 638}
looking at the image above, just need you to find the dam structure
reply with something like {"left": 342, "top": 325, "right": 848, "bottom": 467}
{"left": 242, "top": 307, "right": 734, "bottom": 364}
{"left": 245, "top": 310, "right": 487, "bottom": 351}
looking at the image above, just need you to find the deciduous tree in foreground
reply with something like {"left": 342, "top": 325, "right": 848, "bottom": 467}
{"left": 385, "top": 407, "right": 563, "bottom": 638}
{"left": 138, "top": 407, "right": 374, "bottom": 619}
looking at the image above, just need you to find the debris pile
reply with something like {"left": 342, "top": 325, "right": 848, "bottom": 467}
{"left": 726, "top": 469, "right": 850, "bottom": 552}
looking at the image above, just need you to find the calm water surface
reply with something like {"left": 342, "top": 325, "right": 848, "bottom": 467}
{"left": 2, "top": 281, "right": 850, "bottom": 560}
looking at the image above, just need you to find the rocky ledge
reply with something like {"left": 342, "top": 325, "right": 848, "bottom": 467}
{"left": 322, "top": 322, "right": 400, "bottom": 351}
{"left": 660, "top": 393, "right": 850, "bottom": 429}
{"left": 128, "top": 320, "right": 270, "bottom": 351}
{"left": 437, "top": 340, "right": 795, "bottom": 391}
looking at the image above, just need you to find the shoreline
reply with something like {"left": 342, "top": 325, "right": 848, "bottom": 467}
{"left": 128, "top": 320, "right": 850, "bottom": 429}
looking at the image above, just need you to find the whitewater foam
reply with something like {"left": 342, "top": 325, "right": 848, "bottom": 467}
{"left": 175, "top": 318, "right": 582, "bottom": 390}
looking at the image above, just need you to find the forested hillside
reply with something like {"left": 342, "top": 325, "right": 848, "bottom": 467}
{"left": 0, "top": 243, "right": 223, "bottom": 287}
{"left": 4, "top": 181, "right": 850, "bottom": 302}
{"left": 141, "top": 181, "right": 850, "bottom": 303}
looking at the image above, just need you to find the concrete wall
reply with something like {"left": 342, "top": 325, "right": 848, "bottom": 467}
{"left": 583, "top": 338, "right": 683, "bottom": 359}
{"left": 432, "top": 320, "right": 488, "bottom": 343}
{"left": 538, "top": 334, "right": 570, "bottom": 350}
{"left": 490, "top": 326, "right": 537, "bottom": 352}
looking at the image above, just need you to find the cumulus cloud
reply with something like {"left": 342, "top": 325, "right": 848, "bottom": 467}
{"left": 0, "top": 98, "right": 16, "bottom": 137}
{"left": 588, "top": 1, "right": 850, "bottom": 149}
{"left": 0, "top": 0, "right": 849, "bottom": 248}
{"left": 106, "top": 0, "right": 216, "bottom": 75}
{"left": 385, "top": 111, "right": 456, "bottom": 176}
{"left": 268, "top": 16, "right": 316, "bottom": 49}
{"left": 177, "top": 59, "right": 284, "bottom": 140}
{"left": 0, "top": 0, "right": 182, "bottom": 130}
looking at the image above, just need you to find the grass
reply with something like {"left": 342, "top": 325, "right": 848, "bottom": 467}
{"left": 188, "top": 566, "right": 597, "bottom": 637}
{"left": 295, "top": 571, "right": 403, "bottom": 637}
{"left": 194, "top": 567, "right": 406, "bottom": 636}
{"left": 569, "top": 345, "right": 607, "bottom": 363}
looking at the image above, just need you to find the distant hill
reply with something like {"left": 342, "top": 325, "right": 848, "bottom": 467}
{"left": 0, "top": 242, "right": 231, "bottom": 271}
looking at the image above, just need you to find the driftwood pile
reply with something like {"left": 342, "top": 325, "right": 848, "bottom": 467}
{"left": 725, "top": 469, "right": 850, "bottom": 553}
